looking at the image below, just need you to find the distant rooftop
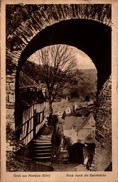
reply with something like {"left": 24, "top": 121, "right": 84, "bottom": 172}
{"left": 19, "top": 87, "right": 45, "bottom": 108}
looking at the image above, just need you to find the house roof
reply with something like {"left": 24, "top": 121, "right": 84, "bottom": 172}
{"left": 19, "top": 87, "right": 45, "bottom": 108}
{"left": 63, "top": 115, "right": 95, "bottom": 144}
{"left": 77, "top": 116, "right": 95, "bottom": 143}
{"left": 64, "top": 116, "right": 84, "bottom": 131}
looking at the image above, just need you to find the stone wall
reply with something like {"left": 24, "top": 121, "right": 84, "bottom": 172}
{"left": 5, "top": 5, "right": 112, "bottom": 169}
{"left": 6, "top": 4, "right": 111, "bottom": 54}
{"left": 6, "top": 73, "right": 16, "bottom": 130}
{"left": 94, "top": 76, "right": 111, "bottom": 170}
{"left": 6, "top": 5, "right": 111, "bottom": 125}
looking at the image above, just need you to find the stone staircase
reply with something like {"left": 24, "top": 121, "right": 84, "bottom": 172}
{"left": 32, "top": 126, "right": 53, "bottom": 161}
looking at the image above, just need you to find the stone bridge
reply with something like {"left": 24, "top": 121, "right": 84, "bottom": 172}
{"left": 6, "top": 4, "right": 111, "bottom": 171}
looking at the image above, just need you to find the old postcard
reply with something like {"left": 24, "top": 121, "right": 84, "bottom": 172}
{"left": 1, "top": 0, "right": 118, "bottom": 181}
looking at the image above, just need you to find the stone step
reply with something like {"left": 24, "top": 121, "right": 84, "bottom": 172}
{"left": 33, "top": 156, "right": 51, "bottom": 160}
{"left": 34, "top": 142, "right": 51, "bottom": 145}
{"left": 37, "top": 136, "right": 52, "bottom": 140}
{"left": 34, "top": 145, "right": 52, "bottom": 149}
{"left": 37, "top": 139, "right": 51, "bottom": 142}
{"left": 32, "top": 128, "right": 53, "bottom": 161}
{"left": 39, "top": 135, "right": 52, "bottom": 138}
{"left": 35, "top": 139, "right": 51, "bottom": 143}
{"left": 34, "top": 148, "right": 51, "bottom": 151}
{"left": 34, "top": 152, "right": 51, "bottom": 156}
{"left": 34, "top": 148, "right": 51, "bottom": 152}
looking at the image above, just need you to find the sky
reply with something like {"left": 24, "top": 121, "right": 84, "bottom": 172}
{"left": 28, "top": 45, "right": 96, "bottom": 70}
{"left": 75, "top": 50, "right": 96, "bottom": 70}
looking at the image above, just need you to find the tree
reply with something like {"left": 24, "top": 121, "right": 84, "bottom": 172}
{"left": 37, "top": 44, "right": 77, "bottom": 114}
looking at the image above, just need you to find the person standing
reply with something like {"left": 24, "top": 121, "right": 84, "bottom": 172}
{"left": 83, "top": 112, "right": 96, "bottom": 170}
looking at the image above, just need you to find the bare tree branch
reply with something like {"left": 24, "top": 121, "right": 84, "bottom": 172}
{"left": 37, "top": 44, "right": 77, "bottom": 113}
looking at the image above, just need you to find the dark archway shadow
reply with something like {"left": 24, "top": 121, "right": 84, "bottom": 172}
{"left": 15, "top": 19, "right": 111, "bottom": 135}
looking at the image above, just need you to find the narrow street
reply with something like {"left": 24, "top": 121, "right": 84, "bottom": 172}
{"left": 34, "top": 120, "right": 89, "bottom": 171}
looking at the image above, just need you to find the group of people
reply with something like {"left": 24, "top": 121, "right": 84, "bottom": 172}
{"left": 45, "top": 111, "right": 96, "bottom": 170}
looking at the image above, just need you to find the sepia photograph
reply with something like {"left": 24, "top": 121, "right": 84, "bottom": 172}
{"left": 1, "top": 1, "right": 118, "bottom": 182}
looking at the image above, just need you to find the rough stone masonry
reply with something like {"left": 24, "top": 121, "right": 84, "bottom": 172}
{"left": 6, "top": 4, "right": 112, "bottom": 170}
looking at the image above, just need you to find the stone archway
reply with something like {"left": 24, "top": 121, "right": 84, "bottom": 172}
{"left": 6, "top": 4, "right": 111, "bottom": 171}
{"left": 17, "top": 19, "right": 111, "bottom": 90}
{"left": 16, "top": 19, "right": 111, "bottom": 171}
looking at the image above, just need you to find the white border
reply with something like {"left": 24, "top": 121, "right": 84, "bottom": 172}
{"left": 1, "top": 1, "right": 118, "bottom": 182}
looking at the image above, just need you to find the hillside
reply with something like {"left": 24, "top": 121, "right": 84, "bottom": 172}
{"left": 7, "top": 59, "right": 97, "bottom": 100}
{"left": 62, "top": 68, "right": 97, "bottom": 100}
{"left": 78, "top": 69, "right": 97, "bottom": 95}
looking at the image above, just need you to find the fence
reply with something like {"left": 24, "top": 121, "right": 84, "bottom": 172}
{"left": 16, "top": 103, "right": 46, "bottom": 145}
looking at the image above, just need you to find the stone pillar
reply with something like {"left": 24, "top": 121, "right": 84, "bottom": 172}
{"left": 94, "top": 76, "right": 111, "bottom": 171}
{"left": 6, "top": 73, "right": 16, "bottom": 130}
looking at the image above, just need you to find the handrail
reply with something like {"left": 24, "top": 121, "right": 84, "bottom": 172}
{"left": 15, "top": 107, "right": 46, "bottom": 132}
{"left": 15, "top": 115, "right": 34, "bottom": 132}
{"left": 18, "top": 107, "right": 46, "bottom": 145}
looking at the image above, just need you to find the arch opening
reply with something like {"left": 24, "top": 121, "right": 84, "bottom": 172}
{"left": 17, "top": 19, "right": 111, "bottom": 89}
{"left": 15, "top": 19, "right": 111, "bottom": 139}
{"left": 17, "top": 44, "right": 98, "bottom": 138}
{"left": 20, "top": 44, "right": 97, "bottom": 103}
